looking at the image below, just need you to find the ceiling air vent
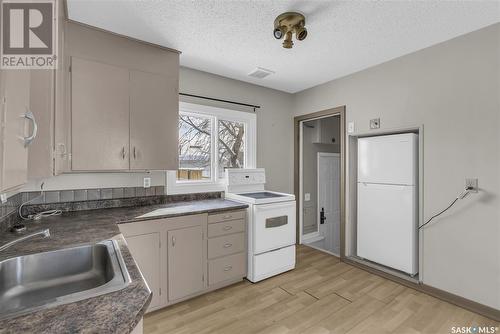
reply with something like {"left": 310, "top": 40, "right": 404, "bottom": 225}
{"left": 248, "top": 67, "right": 274, "bottom": 79}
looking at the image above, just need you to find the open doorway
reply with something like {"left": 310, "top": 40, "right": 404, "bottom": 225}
{"left": 294, "top": 107, "right": 345, "bottom": 258}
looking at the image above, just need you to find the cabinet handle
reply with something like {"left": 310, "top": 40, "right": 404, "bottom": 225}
{"left": 121, "top": 147, "right": 126, "bottom": 160}
{"left": 224, "top": 265, "right": 232, "bottom": 271}
{"left": 223, "top": 243, "right": 232, "bottom": 248}
{"left": 223, "top": 226, "right": 232, "bottom": 231}
{"left": 22, "top": 110, "right": 37, "bottom": 147}
{"left": 133, "top": 146, "right": 136, "bottom": 159}
{"left": 223, "top": 215, "right": 232, "bottom": 219}
{"left": 172, "top": 236, "right": 176, "bottom": 247}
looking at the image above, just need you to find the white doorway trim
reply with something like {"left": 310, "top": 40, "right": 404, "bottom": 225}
{"left": 299, "top": 116, "right": 341, "bottom": 245}
{"left": 294, "top": 106, "right": 345, "bottom": 259}
{"left": 299, "top": 120, "right": 321, "bottom": 244}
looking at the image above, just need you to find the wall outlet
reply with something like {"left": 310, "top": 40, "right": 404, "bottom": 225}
{"left": 347, "top": 122, "right": 355, "bottom": 133}
{"left": 143, "top": 177, "right": 151, "bottom": 188}
{"left": 304, "top": 193, "right": 311, "bottom": 201}
{"left": 370, "top": 118, "right": 380, "bottom": 129}
{"left": 0, "top": 193, "right": 6, "bottom": 204}
{"left": 465, "top": 178, "right": 478, "bottom": 192}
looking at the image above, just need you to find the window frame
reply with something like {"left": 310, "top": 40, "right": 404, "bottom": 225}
{"left": 167, "top": 102, "right": 256, "bottom": 195}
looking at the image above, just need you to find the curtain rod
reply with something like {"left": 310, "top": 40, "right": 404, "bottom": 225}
{"left": 179, "top": 93, "right": 261, "bottom": 112}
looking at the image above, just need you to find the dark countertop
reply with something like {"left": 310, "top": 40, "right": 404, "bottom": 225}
{"left": 0, "top": 199, "right": 248, "bottom": 334}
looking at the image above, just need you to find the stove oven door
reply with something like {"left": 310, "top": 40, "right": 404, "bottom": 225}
{"left": 252, "top": 201, "right": 296, "bottom": 254}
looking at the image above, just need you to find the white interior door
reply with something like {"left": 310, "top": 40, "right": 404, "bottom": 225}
{"left": 317, "top": 153, "right": 340, "bottom": 255}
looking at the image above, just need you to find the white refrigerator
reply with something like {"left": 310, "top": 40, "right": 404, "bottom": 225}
{"left": 357, "top": 133, "right": 418, "bottom": 275}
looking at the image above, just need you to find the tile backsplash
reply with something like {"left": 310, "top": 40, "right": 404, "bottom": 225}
{"left": 22, "top": 186, "right": 165, "bottom": 205}
{"left": 0, "top": 186, "right": 164, "bottom": 232}
{"left": 0, "top": 187, "right": 223, "bottom": 233}
{"left": 0, "top": 193, "right": 23, "bottom": 232}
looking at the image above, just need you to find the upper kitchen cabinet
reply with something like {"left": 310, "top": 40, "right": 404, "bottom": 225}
{"left": 60, "top": 22, "right": 180, "bottom": 172}
{"left": 130, "top": 70, "right": 178, "bottom": 170}
{"left": 311, "top": 117, "right": 340, "bottom": 145}
{"left": 71, "top": 57, "right": 130, "bottom": 171}
{"left": 0, "top": 70, "right": 32, "bottom": 192}
{"left": 27, "top": 70, "right": 55, "bottom": 180}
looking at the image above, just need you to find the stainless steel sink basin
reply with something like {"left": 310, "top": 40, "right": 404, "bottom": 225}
{"left": 0, "top": 240, "right": 131, "bottom": 320}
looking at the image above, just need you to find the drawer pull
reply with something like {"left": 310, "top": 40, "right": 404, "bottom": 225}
{"left": 223, "top": 243, "right": 233, "bottom": 248}
{"left": 223, "top": 226, "right": 232, "bottom": 231}
{"left": 223, "top": 215, "right": 232, "bottom": 219}
{"left": 224, "top": 265, "right": 233, "bottom": 271}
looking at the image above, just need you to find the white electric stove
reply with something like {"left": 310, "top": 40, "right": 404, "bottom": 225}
{"left": 225, "top": 168, "right": 296, "bottom": 282}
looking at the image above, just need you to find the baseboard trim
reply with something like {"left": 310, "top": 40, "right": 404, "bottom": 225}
{"left": 420, "top": 284, "right": 500, "bottom": 322}
{"left": 342, "top": 257, "right": 500, "bottom": 321}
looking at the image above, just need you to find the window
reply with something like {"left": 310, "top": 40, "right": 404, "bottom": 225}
{"left": 167, "top": 102, "right": 256, "bottom": 194}
{"left": 217, "top": 119, "right": 245, "bottom": 178}
{"left": 178, "top": 114, "right": 212, "bottom": 181}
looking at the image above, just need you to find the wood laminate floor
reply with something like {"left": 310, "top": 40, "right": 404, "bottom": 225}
{"left": 144, "top": 245, "right": 498, "bottom": 334}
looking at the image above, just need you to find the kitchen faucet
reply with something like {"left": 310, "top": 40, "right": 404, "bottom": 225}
{"left": 0, "top": 229, "right": 50, "bottom": 252}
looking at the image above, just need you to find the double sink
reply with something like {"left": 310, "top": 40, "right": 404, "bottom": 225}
{"left": 0, "top": 238, "right": 131, "bottom": 320}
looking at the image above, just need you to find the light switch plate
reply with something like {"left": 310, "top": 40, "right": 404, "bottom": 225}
{"left": 347, "top": 122, "right": 355, "bottom": 133}
{"left": 143, "top": 177, "right": 151, "bottom": 188}
{"left": 370, "top": 118, "right": 380, "bottom": 129}
{"left": 304, "top": 193, "right": 311, "bottom": 201}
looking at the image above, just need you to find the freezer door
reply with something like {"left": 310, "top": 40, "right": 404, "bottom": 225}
{"left": 358, "top": 133, "right": 418, "bottom": 185}
{"left": 357, "top": 183, "right": 418, "bottom": 275}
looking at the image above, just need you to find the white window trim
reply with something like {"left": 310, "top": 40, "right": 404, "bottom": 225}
{"left": 167, "top": 102, "right": 257, "bottom": 195}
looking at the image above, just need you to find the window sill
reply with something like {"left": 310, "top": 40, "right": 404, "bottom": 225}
{"left": 166, "top": 171, "right": 225, "bottom": 195}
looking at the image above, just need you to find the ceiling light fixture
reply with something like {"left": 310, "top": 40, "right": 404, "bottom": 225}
{"left": 273, "top": 12, "right": 307, "bottom": 49}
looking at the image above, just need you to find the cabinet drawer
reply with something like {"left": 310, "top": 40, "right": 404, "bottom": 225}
{"left": 208, "top": 210, "right": 245, "bottom": 224}
{"left": 208, "top": 219, "right": 245, "bottom": 238}
{"left": 208, "top": 253, "right": 246, "bottom": 286}
{"left": 208, "top": 233, "right": 245, "bottom": 259}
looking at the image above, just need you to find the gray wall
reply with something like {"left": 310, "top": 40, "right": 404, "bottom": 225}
{"left": 302, "top": 117, "right": 340, "bottom": 235}
{"left": 293, "top": 24, "right": 500, "bottom": 309}
{"left": 179, "top": 67, "right": 294, "bottom": 193}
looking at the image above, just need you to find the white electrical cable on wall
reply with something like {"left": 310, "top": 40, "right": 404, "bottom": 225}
{"left": 18, "top": 183, "right": 62, "bottom": 221}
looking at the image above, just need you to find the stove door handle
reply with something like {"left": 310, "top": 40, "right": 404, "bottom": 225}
{"left": 265, "top": 216, "right": 288, "bottom": 228}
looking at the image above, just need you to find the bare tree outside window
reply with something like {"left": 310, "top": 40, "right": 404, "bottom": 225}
{"left": 177, "top": 115, "right": 211, "bottom": 180}
{"left": 177, "top": 114, "right": 245, "bottom": 181}
{"left": 218, "top": 120, "right": 245, "bottom": 178}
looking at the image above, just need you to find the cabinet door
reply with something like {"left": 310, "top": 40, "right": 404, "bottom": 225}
{"left": 28, "top": 70, "right": 54, "bottom": 179}
{"left": 129, "top": 70, "right": 178, "bottom": 170}
{"left": 1, "top": 70, "right": 31, "bottom": 191}
{"left": 168, "top": 226, "right": 204, "bottom": 301}
{"left": 71, "top": 57, "right": 129, "bottom": 170}
{"left": 125, "top": 232, "right": 162, "bottom": 310}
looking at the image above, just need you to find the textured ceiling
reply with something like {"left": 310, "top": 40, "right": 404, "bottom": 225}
{"left": 67, "top": 0, "right": 500, "bottom": 93}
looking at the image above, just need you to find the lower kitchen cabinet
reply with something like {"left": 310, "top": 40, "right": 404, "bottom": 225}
{"left": 125, "top": 232, "right": 162, "bottom": 310}
{"left": 118, "top": 210, "right": 247, "bottom": 313}
{"left": 167, "top": 226, "right": 204, "bottom": 301}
